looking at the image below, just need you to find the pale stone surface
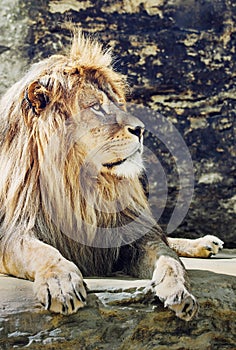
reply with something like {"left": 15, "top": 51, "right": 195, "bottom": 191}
{"left": 182, "top": 257, "right": 236, "bottom": 277}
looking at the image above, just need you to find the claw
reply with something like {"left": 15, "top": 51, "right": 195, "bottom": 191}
{"left": 46, "top": 287, "right": 52, "bottom": 310}
{"left": 72, "top": 283, "right": 86, "bottom": 304}
{"left": 70, "top": 298, "right": 75, "bottom": 311}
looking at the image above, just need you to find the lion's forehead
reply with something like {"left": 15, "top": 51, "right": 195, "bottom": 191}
{"left": 77, "top": 85, "right": 106, "bottom": 109}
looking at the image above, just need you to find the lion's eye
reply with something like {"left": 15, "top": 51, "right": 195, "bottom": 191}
{"left": 89, "top": 101, "right": 111, "bottom": 117}
{"left": 91, "top": 103, "right": 101, "bottom": 111}
{"left": 90, "top": 103, "right": 108, "bottom": 117}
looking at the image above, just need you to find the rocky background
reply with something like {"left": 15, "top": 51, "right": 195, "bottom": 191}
{"left": 0, "top": 0, "right": 235, "bottom": 246}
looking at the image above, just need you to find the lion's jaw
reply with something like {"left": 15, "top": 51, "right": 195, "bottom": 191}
{"left": 103, "top": 146, "right": 144, "bottom": 178}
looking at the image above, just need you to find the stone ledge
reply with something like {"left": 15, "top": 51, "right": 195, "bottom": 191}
{"left": 0, "top": 254, "right": 235, "bottom": 349}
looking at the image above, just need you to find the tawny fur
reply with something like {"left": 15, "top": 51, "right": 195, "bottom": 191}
{"left": 0, "top": 32, "right": 206, "bottom": 320}
{"left": 0, "top": 33, "right": 153, "bottom": 276}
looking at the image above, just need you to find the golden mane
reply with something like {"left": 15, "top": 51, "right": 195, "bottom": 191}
{"left": 70, "top": 31, "right": 113, "bottom": 67}
{"left": 0, "top": 33, "right": 214, "bottom": 321}
{"left": 0, "top": 33, "right": 151, "bottom": 272}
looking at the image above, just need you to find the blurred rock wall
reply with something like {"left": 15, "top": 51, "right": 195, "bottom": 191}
{"left": 0, "top": 0, "right": 235, "bottom": 246}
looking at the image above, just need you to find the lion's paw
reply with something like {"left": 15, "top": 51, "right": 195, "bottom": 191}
{"left": 150, "top": 281, "right": 198, "bottom": 321}
{"left": 34, "top": 260, "right": 87, "bottom": 315}
{"left": 162, "top": 287, "right": 198, "bottom": 321}
{"left": 151, "top": 256, "right": 198, "bottom": 321}
{"left": 195, "top": 235, "right": 224, "bottom": 257}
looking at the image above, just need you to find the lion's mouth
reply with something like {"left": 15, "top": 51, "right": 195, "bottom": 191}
{"left": 102, "top": 149, "right": 141, "bottom": 169}
{"left": 103, "top": 158, "right": 127, "bottom": 169}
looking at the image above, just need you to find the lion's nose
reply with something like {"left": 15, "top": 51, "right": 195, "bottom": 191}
{"left": 127, "top": 125, "right": 144, "bottom": 140}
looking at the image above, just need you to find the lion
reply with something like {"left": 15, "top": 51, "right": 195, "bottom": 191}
{"left": 0, "top": 32, "right": 223, "bottom": 321}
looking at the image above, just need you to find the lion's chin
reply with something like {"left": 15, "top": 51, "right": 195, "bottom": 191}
{"left": 104, "top": 151, "right": 144, "bottom": 178}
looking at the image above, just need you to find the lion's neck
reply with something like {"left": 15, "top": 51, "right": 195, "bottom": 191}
{"left": 39, "top": 171, "right": 152, "bottom": 248}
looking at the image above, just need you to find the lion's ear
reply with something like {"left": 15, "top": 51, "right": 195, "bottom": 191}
{"left": 26, "top": 81, "right": 50, "bottom": 115}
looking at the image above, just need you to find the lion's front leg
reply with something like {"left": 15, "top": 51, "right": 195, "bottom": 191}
{"left": 130, "top": 240, "right": 198, "bottom": 321}
{"left": 150, "top": 255, "right": 198, "bottom": 321}
{"left": 0, "top": 234, "right": 87, "bottom": 314}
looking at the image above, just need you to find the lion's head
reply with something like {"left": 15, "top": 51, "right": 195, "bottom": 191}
{"left": 22, "top": 33, "right": 144, "bottom": 178}
{"left": 0, "top": 32, "right": 150, "bottom": 248}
